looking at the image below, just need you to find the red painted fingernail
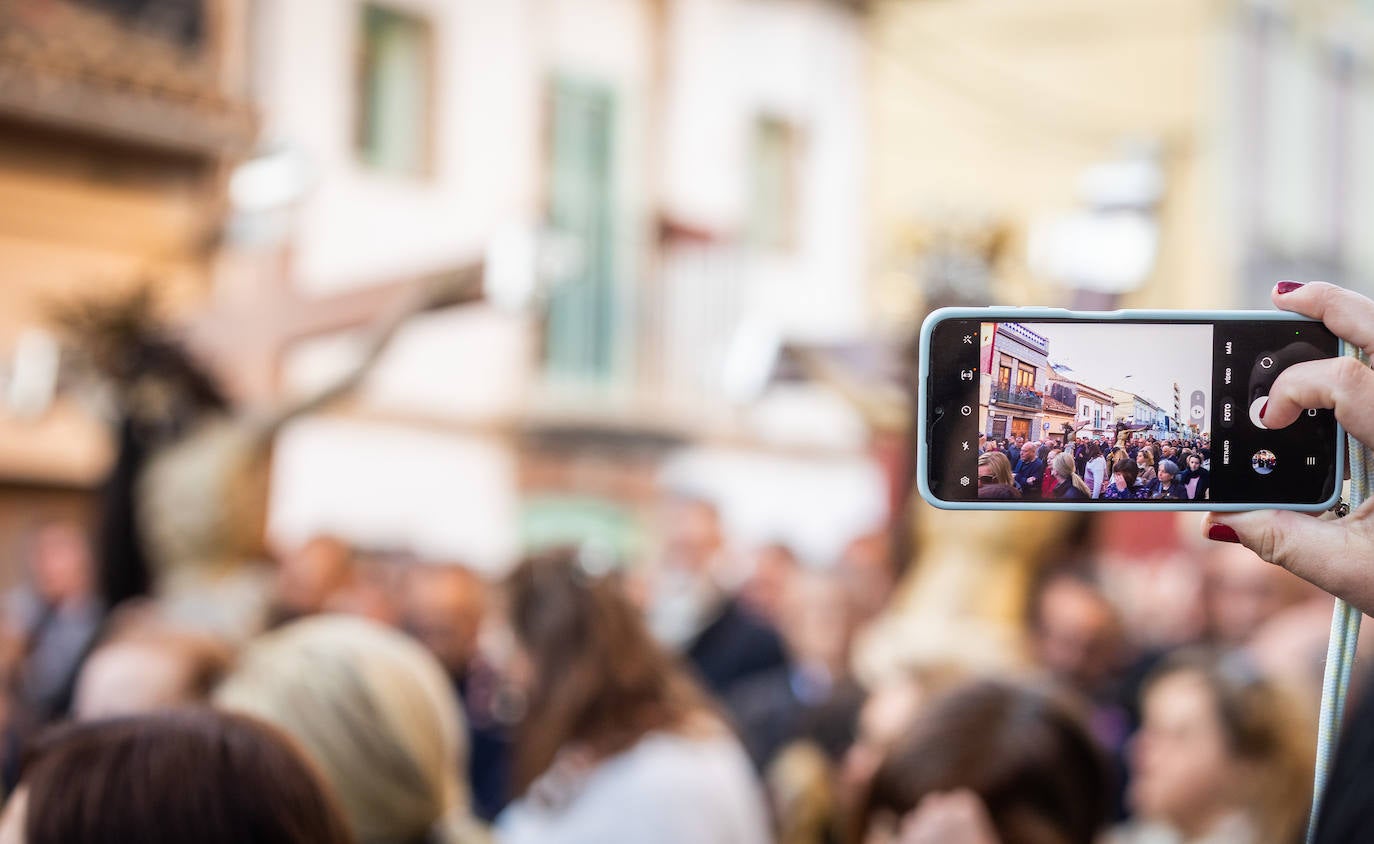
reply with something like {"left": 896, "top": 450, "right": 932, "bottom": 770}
{"left": 1276, "top": 281, "right": 1305, "bottom": 294}
{"left": 1208, "top": 524, "right": 1240, "bottom": 543}
{"left": 1259, "top": 399, "right": 1268, "bottom": 420}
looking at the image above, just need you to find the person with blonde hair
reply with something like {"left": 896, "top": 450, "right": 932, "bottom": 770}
{"left": 1050, "top": 452, "right": 1091, "bottom": 500}
{"left": 1136, "top": 447, "right": 1158, "bottom": 486}
{"left": 976, "top": 452, "right": 1020, "bottom": 499}
{"left": 215, "top": 615, "right": 485, "bottom": 844}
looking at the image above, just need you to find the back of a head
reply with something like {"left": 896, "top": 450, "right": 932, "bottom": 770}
{"left": 507, "top": 549, "right": 708, "bottom": 793}
{"left": 214, "top": 615, "right": 471, "bottom": 844}
{"left": 73, "top": 623, "right": 233, "bottom": 720}
{"left": 859, "top": 680, "right": 1109, "bottom": 844}
{"left": 13, "top": 708, "right": 351, "bottom": 844}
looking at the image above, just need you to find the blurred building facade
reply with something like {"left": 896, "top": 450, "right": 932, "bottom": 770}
{"left": 0, "top": 0, "right": 254, "bottom": 547}
{"left": 239, "top": 0, "right": 886, "bottom": 572}
{"left": 867, "top": 0, "right": 1374, "bottom": 327}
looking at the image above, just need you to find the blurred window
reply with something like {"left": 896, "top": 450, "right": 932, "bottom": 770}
{"left": 357, "top": 4, "right": 433, "bottom": 177}
{"left": 1016, "top": 365, "right": 1034, "bottom": 389}
{"left": 545, "top": 78, "right": 618, "bottom": 383}
{"left": 748, "top": 116, "right": 801, "bottom": 251}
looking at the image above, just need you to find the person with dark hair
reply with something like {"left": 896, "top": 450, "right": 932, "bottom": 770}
{"left": 1083, "top": 443, "right": 1108, "bottom": 499}
{"left": 645, "top": 497, "right": 787, "bottom": 707}
{"left": 0, "top": 520, "right": 104, "bottom": 727}
{"left": 401, "top": 563, "right": 513, "bottom": 823}
{"left": 1101, "top": 459, "right": 1144, "bottom": 501}
{"left": 855, "top": 680, "right": 1110, "bottom": 844}
{"left": 1177, "top": 453, "right": 1210, "bottom": 501}
{"left": 497, "top": 549, "right": 770, "bottom": 844}
{"left": 0, "top": 708, "right": 352, "bottom": 844}
{"left": 1028, "top": 569, "right": 1133, "bottom": 818}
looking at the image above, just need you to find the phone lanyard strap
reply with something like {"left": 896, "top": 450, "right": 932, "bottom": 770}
{"left": 1306, "top": 347, "right": 1370, "bottom": 844}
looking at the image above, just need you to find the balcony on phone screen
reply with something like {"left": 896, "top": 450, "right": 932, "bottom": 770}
{"left": 990, "top": 385, "right": 1044, "bottom": 409}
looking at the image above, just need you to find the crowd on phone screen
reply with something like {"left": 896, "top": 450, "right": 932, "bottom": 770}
{"left": 0, "top": 487, "right": 1344, "bottom": 844}
{"left": 978, "top": 433, "right": 1212, "bottom": 502}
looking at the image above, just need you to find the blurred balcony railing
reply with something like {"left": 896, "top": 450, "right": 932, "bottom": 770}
{"left": 991, "top": 384, "right": 1043, "bottom": 409}
{"left": 646, "top": 241, "right": 750, "bottom": 410}
{"left": 0, "top": 0, "right": 255, "bottom": 157}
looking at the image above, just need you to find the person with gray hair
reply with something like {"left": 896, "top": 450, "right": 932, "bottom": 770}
{"left": 214, "top": 615, "right": 486, "bottom": 844}
{"left": 1147, "top": 459, "right": 1187, "bottom": 500}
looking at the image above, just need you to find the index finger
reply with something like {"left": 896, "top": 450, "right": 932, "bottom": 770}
{"left": 1261, "top": 356, "right": 1374, "bottom": 446}
{"left": 1271, "top": 281, "right": 1374, "bottom": 356}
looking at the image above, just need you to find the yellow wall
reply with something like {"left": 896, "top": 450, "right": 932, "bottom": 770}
{"left": 868, "top": 0, "right": 1234, "bottom": 322}
{"left": 0, "top": 126, "right": 217, "bottom": 484}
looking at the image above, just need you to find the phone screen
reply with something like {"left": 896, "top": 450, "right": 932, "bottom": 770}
{"left": 924, "top": 316, "right": 1341, "bottom": 506}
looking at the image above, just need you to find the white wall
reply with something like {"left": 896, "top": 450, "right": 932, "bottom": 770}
{"left": 660, "top": 446, "right": 888, "bottom": 564}
{"left": 280, "top": 305, "right": 533, "bottom": 420}
{"left": 253, "top": 0, "right": 541, "bottom": 296}
{"left": 268, "top": 417, "right": 519, "bottom": 571}
{"left": 662, "top": 0, "right": 868, "bottom": 342}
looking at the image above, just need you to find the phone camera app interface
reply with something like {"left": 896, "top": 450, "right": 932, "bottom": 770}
{"left": 930, "top": 318, "right": 1339, "bottom": 505}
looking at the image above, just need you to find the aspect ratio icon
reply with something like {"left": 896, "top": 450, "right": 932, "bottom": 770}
{"left": 960, "top": 369, "right": 975, "bottom": 381}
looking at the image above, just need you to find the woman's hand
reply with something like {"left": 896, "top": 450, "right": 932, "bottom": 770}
{"left": 1205, "top": 281, "right": 1374, "bottom": 616}
{"left": 897, "top": 791, "right": 1000, "bottom": 844}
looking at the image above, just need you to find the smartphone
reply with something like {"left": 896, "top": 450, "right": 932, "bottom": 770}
{"left": 918, "top": 308, "right": 1345, "bottom": 511}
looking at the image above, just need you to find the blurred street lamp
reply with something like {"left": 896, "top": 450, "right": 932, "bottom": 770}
{"left": 2, "top": 329, "right": 60, "bottom": 419}
{"left": 1027, "top": 141, "right": 1164, "bottom": 307}
{"left": 484, "top": 225, "right": 583, "bottom": 314}
{"left": 225, "top": 145, "right": 315, "bottom": 250}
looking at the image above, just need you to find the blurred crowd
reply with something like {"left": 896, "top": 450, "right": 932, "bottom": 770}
{"left": 979, "top": 434, "right": 1212, "bottom": 502}
{"left": 0, "top": 494, "right": 1346, "bottom": 844}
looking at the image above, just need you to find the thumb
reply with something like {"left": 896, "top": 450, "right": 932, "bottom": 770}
{"left": 1205, "top": 509, "right": 1371, "bottom": 612}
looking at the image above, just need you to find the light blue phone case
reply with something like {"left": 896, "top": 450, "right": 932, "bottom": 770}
{"left": 916, "top": 307, "right": 1346, "bottom": 512}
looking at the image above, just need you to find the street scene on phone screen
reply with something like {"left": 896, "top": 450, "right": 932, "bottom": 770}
{"left": 976, "top": 322, "right": 1213, "bottom": 500}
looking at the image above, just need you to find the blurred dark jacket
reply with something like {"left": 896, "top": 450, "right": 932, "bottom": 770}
{"left": 685, "top": 597, "right": 787, "bottom": 703}
{"left": 726, "top": 666, "right": 864, "bottom": 770}
{"left": 1014, "top": 457, "right": 1046, "bottom": 499}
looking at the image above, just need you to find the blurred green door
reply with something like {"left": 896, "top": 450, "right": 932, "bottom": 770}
{"left": 545, "top": 78, "right": 617, "bottom": 383}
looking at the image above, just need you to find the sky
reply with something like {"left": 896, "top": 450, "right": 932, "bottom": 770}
{"left": 1022, "top": 321, "right": 1211, "bottom": 416}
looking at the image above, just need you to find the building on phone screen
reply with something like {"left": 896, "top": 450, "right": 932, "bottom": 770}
{"left": 983, "top": 322, "right": 1048, "bottom": 442}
